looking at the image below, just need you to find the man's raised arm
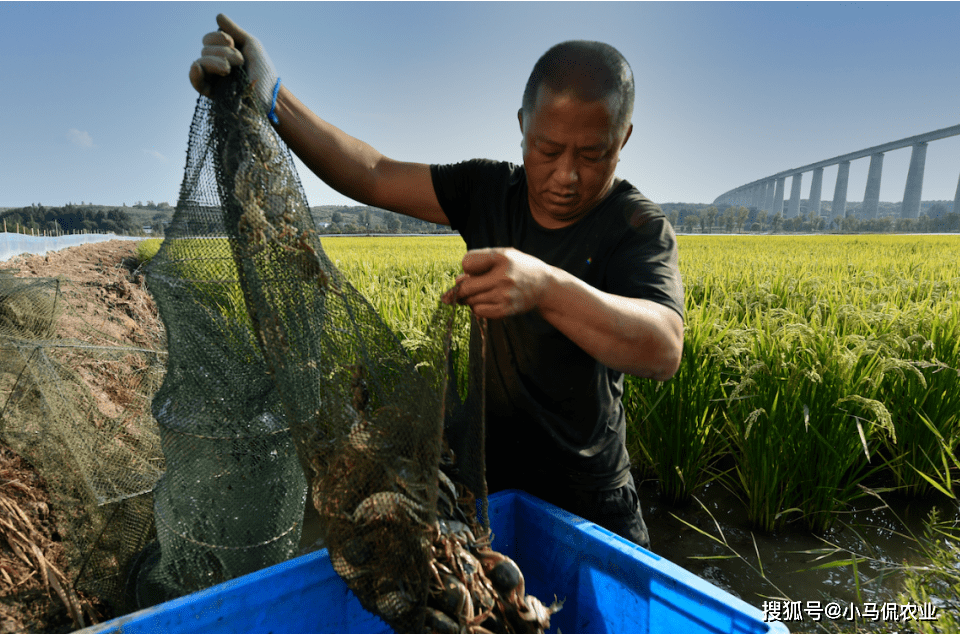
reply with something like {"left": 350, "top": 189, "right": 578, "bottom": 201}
{"left": 269, "top": 88, "right": 448, "bottom": 225}
{"left": 190, "top": 14, "right": 448, "bottom": 226}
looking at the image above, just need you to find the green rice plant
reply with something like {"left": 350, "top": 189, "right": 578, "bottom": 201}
{"left": 323, "top": 236, "right": 465, "bottom": 340}
{"left": 136, "top": 238, "right": 163, "bottom": 265}
{"left": 676, "top": 235, "right": 960, "bottom": 531}
{"left": 899, "top": 508, "right": 960, "bottom": 634}
{"left": 624, "top": 303, "right": 731, "bottom": 504}
{"left": 868, "top": 293, "right": 960, "bottom": 496}
{"left": 720, "top": 321, "right": 895, "bottom": 533}
{"left": 323, "top": 236, "right": 472, "bottom": 396}
{"left": 880, "top": 359, "right": 960, "bottom": 497}
{"left": 137, "top": 232, "right": 960, "bottom": 532}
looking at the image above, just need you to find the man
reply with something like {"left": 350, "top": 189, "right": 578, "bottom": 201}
{"left": 191, "top": 14, "right": 684, "bottom": 549}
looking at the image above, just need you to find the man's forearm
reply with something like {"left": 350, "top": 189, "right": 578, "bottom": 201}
{"left": 538, "top": 268, "right": 683, "bottom": 380}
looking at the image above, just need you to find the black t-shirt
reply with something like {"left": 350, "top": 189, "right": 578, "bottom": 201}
{"left": 430, "top": 159, "right": 684, "bottom": 491}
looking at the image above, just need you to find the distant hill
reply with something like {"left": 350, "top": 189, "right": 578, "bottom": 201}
{"left": 661, "top": 199, "right": 959, "bottom": 234}
{"left": 309, "top": 204, "right": 454, "bottom": 234}
{"left": 0, "top": 204, "right": 155, "bottom": 236}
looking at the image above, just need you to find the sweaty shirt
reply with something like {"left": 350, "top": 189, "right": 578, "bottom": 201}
{"left": 430, "top": 159, "right": 684, "bottom": 491}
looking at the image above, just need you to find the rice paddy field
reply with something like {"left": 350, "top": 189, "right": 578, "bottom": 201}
{"left": 139, "top": 233, "right": 960, "bottom": 629}
{"left": 307, "top": 235, "right": 960, "bottom": 527}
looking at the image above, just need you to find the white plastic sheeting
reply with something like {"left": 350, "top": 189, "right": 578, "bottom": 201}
{"left": 0, "top": 233, "right": 142, "bottom": 262}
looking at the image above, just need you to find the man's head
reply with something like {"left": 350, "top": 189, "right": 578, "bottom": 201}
{"left": 519, "top": 41, "right": 635, "bottom": 228}
{"left": 521, "top": 41, "right": 634, "bottom": 137}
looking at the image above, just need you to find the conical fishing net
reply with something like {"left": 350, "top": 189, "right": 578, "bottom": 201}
{"left": 138, "top": 68, "right": 560, "bottom": 633}
{"left": 0, "top": 267, "right": 165, "bottom": 624}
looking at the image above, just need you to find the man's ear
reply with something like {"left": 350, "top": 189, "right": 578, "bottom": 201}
{"left": 517, "top": 108, "right": 524, "bottom": 133}
{"left": 621, "top": 123, "right": 634, "bottom": 150}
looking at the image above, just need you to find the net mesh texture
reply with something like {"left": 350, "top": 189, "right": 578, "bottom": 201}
{"left": 0, "top": 267, "right": 164, "bottom": 624}
{"left": 1, "top": 67, "right": 561, "bottom": 633}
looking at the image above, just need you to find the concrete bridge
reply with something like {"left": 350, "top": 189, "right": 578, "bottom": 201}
{"left": 714, "top": 124, "right": 960, "bottom": 220}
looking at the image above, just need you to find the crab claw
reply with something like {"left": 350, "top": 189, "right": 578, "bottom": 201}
{"left": 431, "top": 572, "right": 468, "bottom": 616}
{"left": 519, "top": 594, "right": 551, "bottom": 624}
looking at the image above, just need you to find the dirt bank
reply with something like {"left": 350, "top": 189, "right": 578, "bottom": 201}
{"left": 0, "top": 240, "right": 163, "bottom": 632}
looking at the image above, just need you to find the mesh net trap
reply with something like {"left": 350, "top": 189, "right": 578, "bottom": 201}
{"left": 131, "top": 69, "right": 562, "bottom": 633}
{"left": 0, "top": 263, "right": 165, "bottom": 627}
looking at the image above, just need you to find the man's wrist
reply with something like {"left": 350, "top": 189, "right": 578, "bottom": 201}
{"left": 267, "top": 78, "right": 281, "bottom": 124}
{"left": 268, "top": 84, "right": 291, "bottom": 128}
{"left": 535, "top": 263, "right": 568, "bottom": 317}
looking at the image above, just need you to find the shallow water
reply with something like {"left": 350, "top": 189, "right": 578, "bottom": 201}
{"left": 636, "top": 477, "right": 953, "bottom": 610}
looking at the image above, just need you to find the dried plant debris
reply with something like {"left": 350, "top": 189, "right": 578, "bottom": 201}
{"left": 0, "top": 445, "right": 101, "bottom": 631}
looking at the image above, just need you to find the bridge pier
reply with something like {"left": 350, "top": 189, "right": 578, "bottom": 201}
{"left": 832, "top": 161, "right": 851, "bottom": 220}
{"left": 808, "top": 167, "right": 824, "bottom": 217}
{"left": 752, "top": 185, "right": 763, "bottom": 210}
{"left": 787, "top": 173, "right": 803, "bottom": 218}
{"left": 862, "top": 152, "right": 884, "bottom": 220}
{"left": 772, "top": 177, "right": 785, "bottom": 217}
{"left": 764, "top": 179, "right": 775, "bottom": 212}
{"left": 902, "top": 142, "right": 927, "bottom": 219}
{"left": 954, "top": 172, "right": 960, "bottom": 215}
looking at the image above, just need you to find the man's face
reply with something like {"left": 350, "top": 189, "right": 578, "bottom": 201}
{"left": 519, "top": 83, "right": 632, "bottom": 229}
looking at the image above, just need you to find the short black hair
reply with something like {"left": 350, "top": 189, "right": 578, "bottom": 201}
{"left": 521, "top": 40, "right": 635, "bottom": 133}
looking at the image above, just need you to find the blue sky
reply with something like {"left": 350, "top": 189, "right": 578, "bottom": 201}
{"left": 2, "top": 2, "right": 959, "bottom": 209}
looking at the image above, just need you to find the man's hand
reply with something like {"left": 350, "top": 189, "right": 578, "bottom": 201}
{"left": 189, "top": 14, "right": 279, "bottom": 113}
{"left": 443, "top": 247, "right": 683, "bottom": 380}
{"left": 442, "top": 248, "right": 553, "bottom": 319}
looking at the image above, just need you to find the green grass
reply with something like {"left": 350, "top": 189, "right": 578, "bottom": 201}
{"left": 136, "top": 238, "right": 163, "bottom": 264}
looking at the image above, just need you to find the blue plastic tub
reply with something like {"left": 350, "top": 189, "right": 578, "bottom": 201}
{"left": 81, "top": 490, "right": 788, "bottom": 633}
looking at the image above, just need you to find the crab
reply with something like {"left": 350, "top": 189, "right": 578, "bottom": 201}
{"left": 418, "top": 504, "right": 562, "bottom": 634}
{"left": 220, "top": 79, "right": 561, "bottom": 634}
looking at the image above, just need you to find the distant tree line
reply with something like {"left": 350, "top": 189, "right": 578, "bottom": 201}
{"left": 131, "top": 201, "right": 172, "bottom": 211}
{"left": 0, "top": 204, "right": 143, "bottom": 236}
{"left": 311, "top": 205, "right": 454, "bottom": 235}
{"left": 660, "top": 201, "right": 960, "bottom": 234}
